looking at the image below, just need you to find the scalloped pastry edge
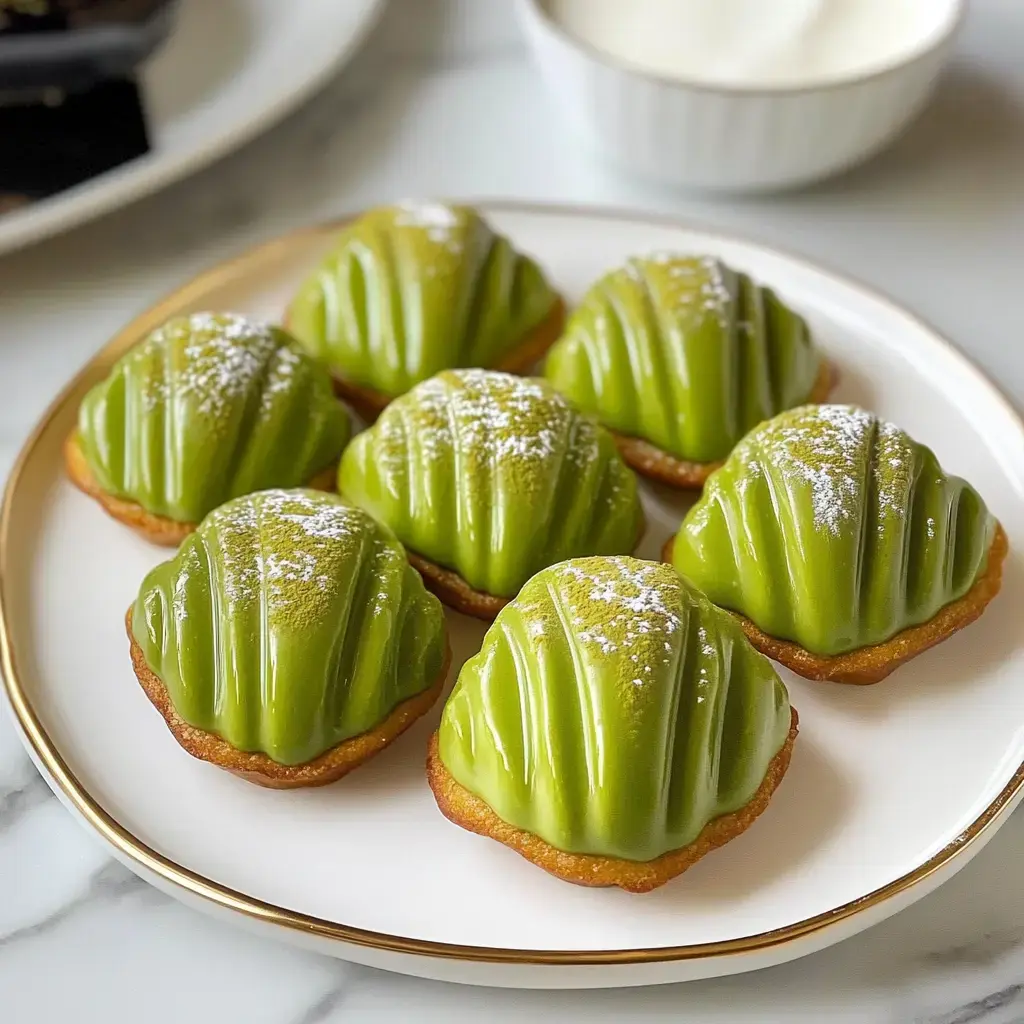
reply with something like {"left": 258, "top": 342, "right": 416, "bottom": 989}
{"left": 127, "top": 607, "right": 451, "bottom": 788}
{"left": 614, "top": 358, "right": 836, "bottom": 490}
{"left": 662, "top": 523, "right": 1007, "bottom": 685}
{"left": 324, "top": 297, "right": 568, "bottom": 423}
{"left": 426, "top": 707, "right": 798, "bottom": 893}
{"left": 404, "top": 508, "right": 648, "bottom": 623}
{"left": 65, "top": 430, "right": 339, "bottom": 547}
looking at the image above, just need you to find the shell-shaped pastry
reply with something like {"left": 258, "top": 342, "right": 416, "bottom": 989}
{"left": 672, "top": 405, "right": 998, "bottom": 656}
{"left": 437, "top": 557, "right": 792, "bottom": 861}
{"left": 131, "top": 489, "right": 448, "bottom": 766}
{"left": 77, "top": 313, "right": 351, "bottom": 523}
{"left": 286, "top": 203, "right": 560, "bottom": 397}
{"left": 544, "top": 255, "right": 823, "bottom": 463}
{"left": 338, "top": 369, "right": 644, "bottom": 598}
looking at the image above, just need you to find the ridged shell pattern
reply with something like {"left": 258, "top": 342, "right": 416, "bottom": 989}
{"left": 286, "top": 203, "right": 559, "bottom": 396}
{"left": 78, "top": 313, "right": 351, "bottom": 523}
{"left": 132, "top": 489, "right": 447, "bottom": 765}
{"left": 338, "top": 369, "right": 644, "bottom": 598}
{"left": 673, "top": 405, "right": 997, "bottom": 656}
{"left": 544, "top": 255, "right": 821, "bottom": 463}
{"left": 438, "top": 556, "right": 792, "bottom": 861}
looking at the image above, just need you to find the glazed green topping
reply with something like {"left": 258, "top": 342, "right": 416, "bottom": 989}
{"left": 338, "top": 369, "right": 644, "bottom": 597}
{"left": 77, "top": 312, "right": 351, "bottom": 524}
{"left": 133, "top": 489, "right": 447, "bottom": 765}
{"left": 438, "top": 556, "right": 791, "bottom": 861}
{"left": 544, "top": 254, "right": 821, "bottom": 463}
{"left": 286, "top": 203, "right": 558, "bottom": 397}
{"left": 673, "top": 405, "right": 997, "bottom": 655}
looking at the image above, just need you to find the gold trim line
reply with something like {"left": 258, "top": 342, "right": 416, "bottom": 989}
{"left": 2, "top": 201, "right": 1022, "bottom": 968}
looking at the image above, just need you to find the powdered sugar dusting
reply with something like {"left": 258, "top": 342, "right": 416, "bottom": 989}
{"left": 631, "top": 253, "right": 734, "bottom": 329}
{"left": 394, "top": 200, "right": 465, "bottom": 249}
{"left": 649, "top": 250, "right": 699, "bottom": 268}
{"left": 139, "top": 312, "right": 280, "bottom": 419}
{"left": 739, "top": 404, "right": 875, "bottom": 535}
{"left": 273, "top": 501, "right": 363, "bottom": 542}
{"left": 207, "top": 490, "right": 370, "bottom": 616}
{"left": 874, "top": 419, "right": 916, "bottom": 531}
{"left": 378, "top": 369, "right": 588, "bottom": 480}
{"left": 178, "top": 313, "right": 279, "bottom": 418}
{"left": 697, "top": 256, "right": 733, "bottom": 328}
{"left": 697, "top": 624, "right": 716, "bottom": 658}
{"left": 259, "top": 344, "right": 302, "bottom": 413}
{"left": 557, "top": 557, "right": 683, "bottom": 671}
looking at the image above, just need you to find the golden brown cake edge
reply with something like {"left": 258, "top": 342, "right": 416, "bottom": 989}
{"left": 405, "top": 504, "right": 648, "bottom": 623}
{"left": 614, "top": 358, "right": 836, "bottom": 490}
{"left": 406, "top": 551, "right": 510, "bottom": 621}
{"left": 126, "top": 608, "right": 450, "bottom": 788}
{"left": 326, "top": 296, "right": 568, "bottom": 423}
{"left": 661, "top": 523, "right": 1008, "bottom": 685}
{"left": 425, "top": 707, "right": 798, "bottom": 893}
{"left": 65, "top": 431, "right": 339, "bottom": 547}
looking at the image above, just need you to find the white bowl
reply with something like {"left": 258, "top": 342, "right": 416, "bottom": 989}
{"left": 515, "top": 0, "right": 965, "bottom": 193}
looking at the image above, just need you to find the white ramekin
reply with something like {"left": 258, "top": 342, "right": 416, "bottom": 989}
{"left": 515, "top": 0, "right": 965, "bottom": 193}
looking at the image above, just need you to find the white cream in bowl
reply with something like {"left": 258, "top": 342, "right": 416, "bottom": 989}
{"left": 517, "top": 0, "right": 964, "bottom": 191}
{"left": 547, "top": 0, "right": 960, "bottom": 88}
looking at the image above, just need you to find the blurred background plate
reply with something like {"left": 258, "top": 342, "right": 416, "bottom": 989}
{"left": 0, "top": 0, "right": 386, "bottom": 256}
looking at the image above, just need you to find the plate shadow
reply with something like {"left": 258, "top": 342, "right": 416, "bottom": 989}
{"left": 806, "top": 550, "right": 1024, "bottom": 722}
{"left": 651, "top": 732, "right": 851, "bottom": 906}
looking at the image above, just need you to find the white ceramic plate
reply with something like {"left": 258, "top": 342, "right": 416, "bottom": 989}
{"left": 3, "top": 204, "right": 1023, "bottom": 989}
{"left": 0, "top": 0, "right": 386, "bottom": 257}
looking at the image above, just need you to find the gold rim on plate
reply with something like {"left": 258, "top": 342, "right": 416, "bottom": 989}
{"left": 2, "top": 201, "right": 1022, "bottom": 967}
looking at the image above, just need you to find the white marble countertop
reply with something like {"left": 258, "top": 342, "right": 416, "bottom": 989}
{"left": 3, "top": 0, "right": 1024, "bottom": 1019}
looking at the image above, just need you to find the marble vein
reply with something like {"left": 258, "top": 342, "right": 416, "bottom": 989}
{"left": 921, "top": 984, "right": 1024, "bottom": 1024}
{"left": 0, "top": 859, "right": 164, "bottom": 949}
{"left": 289, "top": 975, "right": 352, "bottom": 1024}
{"left": 1, "top": 0, "right": 1024, "bottom": 1019}
{"left": 0, "top": 771, "right": 50, "bottom": 832}
{"left": 926, "top": 930, "right": 1024, "bottom": 969}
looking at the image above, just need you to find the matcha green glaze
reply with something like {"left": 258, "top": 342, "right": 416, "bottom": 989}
{"left": 78, "top": 312, "right": 351, "bottom": 523}
{"left": 286, "top": 203, "right": 558, "bottom": 397}
{"left": 132, "top": 489, "right": 447, "bottom": 765}
{"left": 438, "top": 556, "right": 791, "bottom": 861}
{"left": 544, "top": 255, "right": 821, "bottom": 463}
{"left": 338, "top": 369, "right": 644, "bottom": 598}
{"left": 673, "top": 405, "right": 997, "bottom": 656}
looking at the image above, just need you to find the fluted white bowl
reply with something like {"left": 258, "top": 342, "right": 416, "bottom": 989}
{"left": 516, "top": 0, "right": 965, "bottom": 192}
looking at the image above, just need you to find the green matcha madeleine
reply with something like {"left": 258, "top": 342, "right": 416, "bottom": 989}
{"left": 286, "top": 202, "right": 562, "bottom": 405}
{"left": 73, "top": 312, "right": 351, "bottom": 530}
{"left": 130, "top": 489, "right": 448, "bottom": 783}
{"left": 429, "top": 556, "right": 795, "bottom": 889}
{"left": 337, "top": 368, "right": 645, "bottom": 613}
{"left": 543, "top": 254, "right": 827, "bottom": 481}
{"left": 670, "top": 404, "right": 1003, "bottom": 681}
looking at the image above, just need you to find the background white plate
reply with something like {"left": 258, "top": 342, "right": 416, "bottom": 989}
{"left": 0, "top": 0, "right": 386, "bottom": 257}
{"left": 3, "top": 204, "right": 1023, "bottom": 989}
